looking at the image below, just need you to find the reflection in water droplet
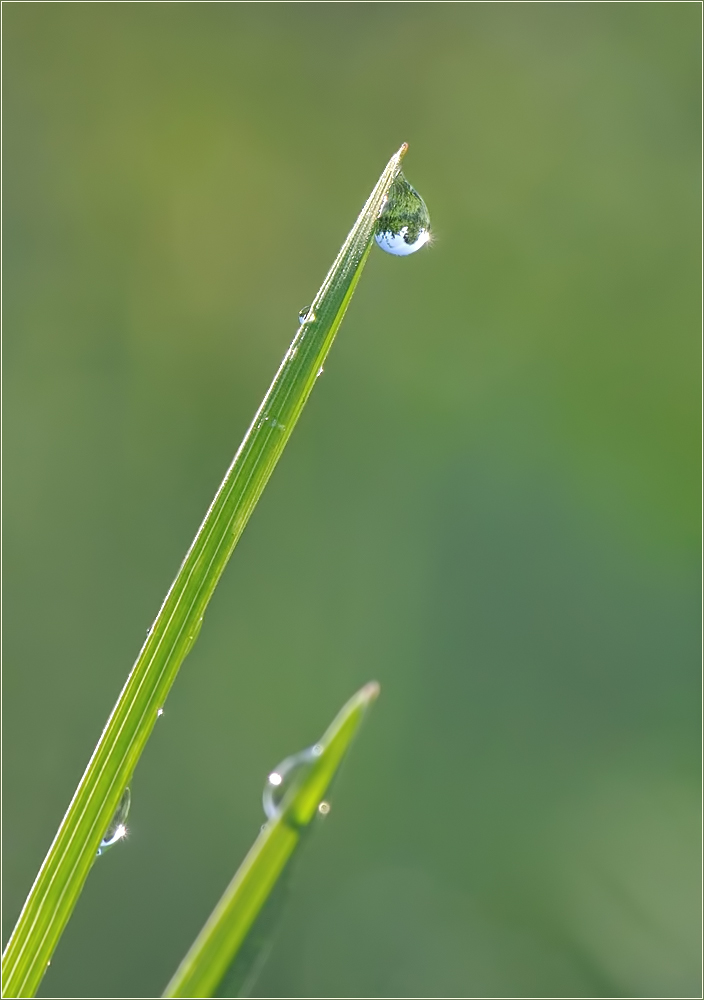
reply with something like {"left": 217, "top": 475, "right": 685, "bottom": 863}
{"left": 262, "top": 746, "right": 320, "bottom": 821}
{"left": 318, "top": 801, "right": 331, "bottom": 815}
{"left": 97, "top": 787, "right": 131, "bottom": 857}
{"left": 375, "top": 172, "right": 431, "bottom": 256}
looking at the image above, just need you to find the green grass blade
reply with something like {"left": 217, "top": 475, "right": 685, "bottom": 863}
{"left": 2, "top": 144, "right": 407, "bottom": 999}
{"left": 162, "top": 682, "right": 380, "bottom": 999}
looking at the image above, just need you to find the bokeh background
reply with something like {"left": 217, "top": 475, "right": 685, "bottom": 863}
{"left": 3, "top": 4, "right": 700, "bottom": 998}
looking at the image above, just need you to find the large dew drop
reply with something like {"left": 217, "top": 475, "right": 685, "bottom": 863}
{"left": 375, "top": 172, "right": 431, "bottom": 256}
{"left": 262, "top": 744, "right": 323, "bottom": 821}
{"left": 96, "top": 787, "right": 131, "bottom": 857}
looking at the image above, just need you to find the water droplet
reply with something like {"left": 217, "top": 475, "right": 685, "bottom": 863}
{"left": 97, "top": 787, "right": 130, "bottom": 857}
{"left": 298, "top": 305, "right": 311, "bottom": 324}
{"left": 183, "top": 615, "right": 203, "bottom": 654}
{"left": 262, "top": 746, "right": 319, "bottom": 821}
{"left": 264, "top": 415, "right": 285, "bottom": 431}
{"left": 316, "top": 366, "right": 324, "bottom": 379}
{"left": 375, "top": 173, "right": 430, "bottom": 256}
{"left": 157, "top": 708, "right": 164, "bottom": 717}
{"left": 318, "top": 801, "right": 331, "bottom": 815}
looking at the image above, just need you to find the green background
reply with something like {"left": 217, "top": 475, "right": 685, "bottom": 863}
{"left": 3, "top": 4, "right": 700, "bottom": 997}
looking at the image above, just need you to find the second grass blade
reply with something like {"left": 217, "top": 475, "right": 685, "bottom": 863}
{"left": 2, "top": 143, "right": 408, "bottom": 999}
{"left": 163, "top": 682, "right": 380, "bottom": 999}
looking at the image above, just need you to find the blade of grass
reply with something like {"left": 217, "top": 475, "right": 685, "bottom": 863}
{"left": 162, "top": 682, "right": 379, "bottom": 999}
{"left": 2, "top": 144, "right": 408, "bottom": 998}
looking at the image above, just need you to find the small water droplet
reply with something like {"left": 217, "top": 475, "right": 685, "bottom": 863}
{"left": 157, "top": 708, "right": 164, "bottom": 718}
{"left": 298, "top": 306, "right": 316, "bottom": 326}
{"left": 318, "top": 801, "right": 331, "bottom": 815}
{"left": 316, "top": 366, "right": 324, "bottom": 378}
{"left": 184, "top": 615, "right": 203, "bottom": 652}
{"left": 97, "top": 787, "right": 131, "bottom": 857}
{"left": 375, "top": 173, "right": 431, "bottom": 256}
{"left": 264, "top": 415, "right": 285, "bottom": 431}
{"left": 262, "top": 746, "right": 319, "bottom": 821}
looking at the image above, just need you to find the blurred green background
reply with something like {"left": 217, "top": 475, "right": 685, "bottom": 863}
{"left": 3, "top": 4, "right": 700, "bottom": 998}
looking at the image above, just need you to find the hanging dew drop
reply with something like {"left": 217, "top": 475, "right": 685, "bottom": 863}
{"left": 375, "top": 172, "right": 431, "bottom": 256}
{"left": 96, "top": 787, "right": 131, "bottom": 857}
{"left": 298, "top": 305, "right": 315, "bottom": 325}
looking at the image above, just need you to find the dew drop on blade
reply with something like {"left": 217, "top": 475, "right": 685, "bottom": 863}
{"left": 298, "top": 305, "right": 315, "bottom": 324}
{"left": 96, "top": 787, "right": 131, "bottom": 857}
{"left": 262, "top": 746, "right": 319, "bottom": 821}
{"left": 374, "top": 172, "right": 431, "bottom": 256}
